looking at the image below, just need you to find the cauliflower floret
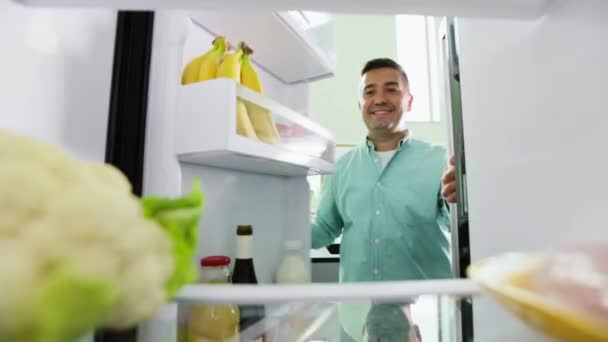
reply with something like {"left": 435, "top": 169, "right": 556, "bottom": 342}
{"left": 15, "top": 166, "right": 175, "bottom": 330}
{"left": 0, "top": 162, "right": 60, "bottom": 235}
{"left": 0, "top": 129, "right": 81, "bottom": 182}
{"left": 0, "top": 129, "right": 204, "bottom": 340}
{"left": 0, "top": 240, "right": 42, "bottom": 339}
{"left": 81, "top": 160, "right": 133, "bottom": 193}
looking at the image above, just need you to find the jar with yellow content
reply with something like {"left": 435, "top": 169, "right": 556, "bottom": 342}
{"left": 187, "top": 256, "right": 239, "bottom": 342}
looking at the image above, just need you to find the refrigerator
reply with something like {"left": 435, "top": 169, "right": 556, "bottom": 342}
{"left": 2, "top": 0, "right": 608, "bottom": 341}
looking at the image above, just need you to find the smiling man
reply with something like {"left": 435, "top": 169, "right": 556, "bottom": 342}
{"left": 311, "top": 58, "right": 457, "bottom": 340}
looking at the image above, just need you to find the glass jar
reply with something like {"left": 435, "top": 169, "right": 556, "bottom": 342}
{"left": 187, "top": 256, "right": 239, "bottom": 342}
{"left": 200, "top": 256, "right": 232, "bottom": 283}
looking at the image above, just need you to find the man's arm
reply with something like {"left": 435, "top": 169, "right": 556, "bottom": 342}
{"left": 311, "top": 174, "right": 344, "bottom": 249}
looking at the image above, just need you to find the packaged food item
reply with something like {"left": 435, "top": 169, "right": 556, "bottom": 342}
{"left": 272, "top": 240, "right": 311, "bottom": 340}
{"left": 274, "top": 240, "right": 311, "bottom": 284}
{"left": 186, "top": 256, "right": 239, "bottom": 342}
{"left": 468, "top": 242, "right": 608, "bottom": 342}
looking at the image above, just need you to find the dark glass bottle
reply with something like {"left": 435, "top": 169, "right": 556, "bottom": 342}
{"left": 232, "top": 225, "right": 266, "bottom": 341}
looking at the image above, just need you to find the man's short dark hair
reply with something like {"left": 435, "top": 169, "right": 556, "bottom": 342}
{"left": 361, "top": 58, "right": 409, "bottom": 89}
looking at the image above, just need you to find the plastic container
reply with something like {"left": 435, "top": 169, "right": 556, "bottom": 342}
{"left": 273, "top": 240, "right": 311, "bottom": 340}
{"left": 274, "top": 240, "right": 311, "bottom": 284}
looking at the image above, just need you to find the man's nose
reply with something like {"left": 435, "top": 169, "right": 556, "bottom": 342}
{"left": 372, "top": 92, "right": 388, "bottom": 105}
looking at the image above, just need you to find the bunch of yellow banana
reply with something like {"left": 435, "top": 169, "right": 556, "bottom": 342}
{"left": 181, "top": 36, "right": 230, "bottom": 85}
{"left": 181, "top": 38, "right": 281, "bottom": 144}
{"left": 239, "top": 42, "right": 281, "bottom": 144}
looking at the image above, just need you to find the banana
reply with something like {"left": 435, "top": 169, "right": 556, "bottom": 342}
{"left": 197, "top": 36, "right": 229, "bottom": 82}
{"left": 240, "top": 42, "right": 281, "bottom": 144}
{"left": 217, "top": 44, "right": 244, "bottom": 82}
{"left": 236, "top": 99, "right": 257, "bottom": 139}
{"left": 181, "top": 36, "right": 229, "bottom": 85}
{"left": 240, "top": 44, "right": 262, "bottom": 93}
{"left": 217, "top": 44, "right": 257, "bottom": 140}
{"left": 182, "top": 55, "right": 206, "bottom": 85}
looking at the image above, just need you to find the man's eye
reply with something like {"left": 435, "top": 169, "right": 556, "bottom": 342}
{"left": 365, "top": 90, "right": 374, "bottom": 96}
{"left": 387, "top": 88, "right": 398, "bottom": 93}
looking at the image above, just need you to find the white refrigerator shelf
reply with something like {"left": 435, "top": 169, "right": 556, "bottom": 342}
{"left": 189, "top": 12, "right": 335, "bottom": 84}
{"left": 175, "top": 78, "right": 336, "bottom": 176}
{"left": 173, "top": 279, "right": 481, "bottom": 304}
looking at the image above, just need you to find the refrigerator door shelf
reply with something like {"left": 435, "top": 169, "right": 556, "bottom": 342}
{"left": 175, "top": 78, "right": 336, "bottom": 177}
{"left": 173, "top": 279, "right": 480, "bottom": 305}
{"left": 13, "top": 0, "right": 554, "bottom": 19}
{"left": 189, "top": 12, "right": 335, "bottom": 84}
{"left": 171, "top": 281, "right": 480, "bottom": 342}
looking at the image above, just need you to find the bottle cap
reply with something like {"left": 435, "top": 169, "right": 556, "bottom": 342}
{"left": 200, "top": 256, "right": 231, "bottom": 267}
{"left": 237, "top": 225, "right": 253, "bottom": 236}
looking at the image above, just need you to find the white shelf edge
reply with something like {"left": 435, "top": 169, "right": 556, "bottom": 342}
{"left": 175, "top": 79, "right": 336, "bottom": 176}
{"left": 173, "top": 279, "right": 480, "bottom": 304}
{"left": 236, "top": 83, "right": 334, "bottom": 142}
{"left": 177, "top": 148, "right": 336, "bottom": 176}
{"left": 272, "top": 11, "right": 337, "bottom": 82}
{"left": 13, "top": 0, "right": 554, "bottom": 19}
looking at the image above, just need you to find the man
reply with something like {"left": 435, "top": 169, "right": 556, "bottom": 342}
{"left": 363, "top": 303, "right": 421, "bottom": 342}
{"left": 311, "top": 58, "right": 457, "bottom": 340}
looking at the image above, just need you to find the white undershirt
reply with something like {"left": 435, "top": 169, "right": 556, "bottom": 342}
{"left": 376, "top": 149, "right": 397, "bottom": 170}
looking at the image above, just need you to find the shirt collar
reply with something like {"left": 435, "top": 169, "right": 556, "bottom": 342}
{"left": 365, "top": 130, "right": 413, "bottom": 152}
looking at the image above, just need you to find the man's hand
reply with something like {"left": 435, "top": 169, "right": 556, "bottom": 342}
{"left": 441, "top": 155, "right": 457, "bottom": 204}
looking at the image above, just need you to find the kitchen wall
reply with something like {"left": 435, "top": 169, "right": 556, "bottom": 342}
{"left": 458, "top": 1, "right": 608, "bottom": 340}
{"left": 308, "top": 15, "right": 447, "bottom": 147}
{"left": 0, "top": 1, "right": 116, "bottom": 162}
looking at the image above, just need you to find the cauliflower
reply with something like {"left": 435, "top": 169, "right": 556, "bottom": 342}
{"left": 0, "top": 129, "right": 204, "bottom": 342}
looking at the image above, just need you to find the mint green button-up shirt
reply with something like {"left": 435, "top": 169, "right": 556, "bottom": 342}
{"left": 312, "top": 136, "right": 453, "bottom": 282}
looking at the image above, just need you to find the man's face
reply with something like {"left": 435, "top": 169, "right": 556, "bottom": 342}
{"left": 359, "top": 67, "right": 413, "bottom": 134}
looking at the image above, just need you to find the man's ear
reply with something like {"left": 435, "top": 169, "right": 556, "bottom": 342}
{"left": 406, "top": 94, "right": 414, "bottom": 112}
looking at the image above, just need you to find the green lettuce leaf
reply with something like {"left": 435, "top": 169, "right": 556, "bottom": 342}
{"left": 141, "top": 178, "right": 205, "bottom": 297}
{"left": 38, "top": 264, "right": 119, "bottom": 342}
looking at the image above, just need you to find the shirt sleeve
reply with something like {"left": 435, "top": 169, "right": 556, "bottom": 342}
{"left": 311, "top": 174, "right": 344, "bottom": 249}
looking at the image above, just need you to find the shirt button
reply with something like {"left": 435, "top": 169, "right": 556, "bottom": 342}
{"left": 377, "top": 182, "right": 381, "bottom": 186}
{"left": 375, "top": 238, "right": 380, "bottom": 244}
{"left": 373, "top": 269, "right": 379, "bottom": 275}
{"left": 376, "top": 209, "right": 381, "bottom": 216}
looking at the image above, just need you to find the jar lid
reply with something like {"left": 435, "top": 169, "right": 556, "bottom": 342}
{"left": 200, "top": 256, "right": 231, "bottom": 267}
{"left": 237, "top": 225, "right": 253, "bottom": 236}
